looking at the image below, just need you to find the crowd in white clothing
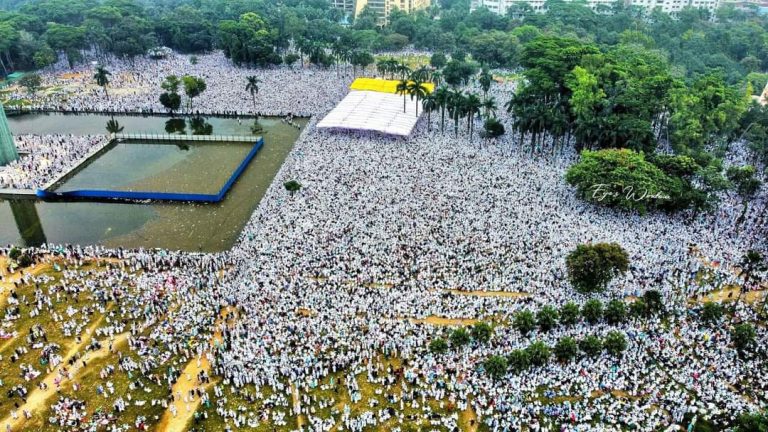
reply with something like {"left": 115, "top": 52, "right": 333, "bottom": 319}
{"left": 0, "top": 135, "right": 106, "bottom": 190}
{"left": 0, "top": 50, "right": 766, "bottom": 431}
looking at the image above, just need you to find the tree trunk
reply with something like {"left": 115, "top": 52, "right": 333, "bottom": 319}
{"left": 441, "top": 106, "right": 446, "bottom": 133}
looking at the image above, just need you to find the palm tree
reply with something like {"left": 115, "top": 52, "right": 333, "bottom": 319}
{"left": 412, "top": 66, "right": 431, "bottom": 82}
{"left": 94, "top": 65, "right": 111, "bottom": 99}
{"left": 386, "top": 59, "right": 399, "bottom": 79}
{"left": 105, "top": 118, "right": 123, "bottom": 135}
{"left": 482, "top": 96, "right": 498, "bottom": 118}
{"left": 376, "top": 58, "right": 390, "bottom": 78}
{"left": 396, "top": 79, "right": 409, "bottom": 114}
{"left": 464, "top": 92, "right": 483, "bottom": 140}
{"left": 434, "top": 86, "right": 450, "bottom": 133}
{"left": 396, "top": 63, "right": 412, "bottom": 80}
{"left": 431, "top": 71, "right": 443, "bottom": 87}
{"left": 422, "top": 93, "right": 438, "bottom": 132}
{"left": 448, "top": 90, "right": 465, "bottom": 137}
{"left": 478, "top": 67, "right": 493, "bottom": 100}
{"left": 407, "top": 79, "right": 429, "bottom": 116}
{"left": 245, "top": 76, "right": 260, "bottom": 113}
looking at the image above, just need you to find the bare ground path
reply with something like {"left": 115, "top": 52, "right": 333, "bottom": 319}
{"left": 0, "top": 326, "right": 128, "bottom": 432}
{"left": 155, "top": 307, "right": 235, "bottom": 432}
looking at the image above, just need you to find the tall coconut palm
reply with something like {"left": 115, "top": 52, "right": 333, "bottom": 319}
{"left": 376, "top": 58, "right": 389, "bottom": 78}
{"left": 478, "top": 67, "right": 493, "bottom": 100}
{"left": 396, "top": 63, "right": 412, "bottom": 80}
{"left": 464, "top": 92, "right": 483, "bottom": 140}
{"left": 412, "top": 66, "right": 431, "bottom": 82}
{"left": 434, "top": 86, "right": 450, "bottom": 133}
{"left": 408, "top": 79, "right": 429, "bottom": 116}
{"left": 396, "top": 79, "right": 409, "bottom": 114}
{"left": 94, "top": 65, "right": 111, "bottom": 99}
{"left": 422, "top": 93, "right": 438, "bottom": 132}
{"left": 448, "top": 90, "right": 466, "bottom": 137}
{"left": 431, "top": 71, "right": 443, "bottom": 87}
{"left": 482, "top": 96, "right": 498, "bottom": 118}
{"left": 245, "top": 76, "right": 260, "bottom": 112}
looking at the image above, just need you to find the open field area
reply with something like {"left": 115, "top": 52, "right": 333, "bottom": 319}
{"left": 1, "top": 0, "right": 768, "bottom": 430}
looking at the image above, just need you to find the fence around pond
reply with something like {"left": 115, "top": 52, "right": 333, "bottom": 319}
{"left": 36, "top": 134, "right": 264, "bottom": 203}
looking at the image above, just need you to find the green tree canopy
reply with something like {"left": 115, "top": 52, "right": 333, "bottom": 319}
{"left": 566, "top": 243, "right": 629, "bottom": 293}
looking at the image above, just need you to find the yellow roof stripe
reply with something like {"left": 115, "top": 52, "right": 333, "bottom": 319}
{"left": 350, "top": 78, "right": 434, "bottom": 94}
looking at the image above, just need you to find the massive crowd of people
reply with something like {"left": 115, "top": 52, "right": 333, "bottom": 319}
{"left": 0, "top": 50, "right": 766, "bottom": 431}
{"left": 0, "top": 135, "right": 106, "bottom": 190}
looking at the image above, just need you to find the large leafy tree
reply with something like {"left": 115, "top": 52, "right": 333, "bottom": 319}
{"left": 182, "top": 75, "right": 207, "bottom": 111}
{"left": 565, "top": 149, "right": 685, "bottom": 214}
{"left": 566, "top": 243, "right": 629, "bottom": 294}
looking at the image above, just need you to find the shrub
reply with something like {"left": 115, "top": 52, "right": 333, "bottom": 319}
{"left": 450, "top": 328, "right": 471, "bottom": 347}
{"left": 604, "top": 331, "right": 628, "bottom": 357}
{"left": 700, "top": 302, "right": 724, "bottom": 325}
{"left": 536, "top": 306, "right": 559, "bottom": 332}
{"left": 514, "top": 310, "right": 536, "bottom": 336}
{"left": 429, "top": 338, "right": 449, "bottom": 354}
{"left": 17, "top": 254, "right": 33, "bottom": 268}
{"left": 8, "top": 247, "right": 21, "bottom": 261}
{"left": 554, "top": 337, "right": 579, "bottom": 362}
{"left": 604, "top": 299, "right": 627, "bottom": 324}
{"left": 582, "top": 299, "right": 604, "bottom": 324}
{"left": 526, "top": 341, "right": 551, "bottom": 366}
{"left": 559, "top": 302, "right": 580, "bottom": 326}
{"left": 483, "top": 118, "right": 505, "bottom": 138}
{"left": 470, "top": 322, "right": 493, "bottom": 343}
{"left": 579, "top": 335, "right": 603, "bottom": 358}
{"left": 629, "top": 298, "right": 648, "bottom": 318}
{"left": 642, "top": 290, "right": 665, "bottom": 316}
{"left": 507, "top": 349, "right": 530, "bottom": 373}
{"left": 732, "top": 324, "right": 756, "bottom": 354}
{"left": 483, "top": 355, "right": 508, "bottom": 380}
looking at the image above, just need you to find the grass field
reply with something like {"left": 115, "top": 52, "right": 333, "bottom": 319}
{"left": 0, "top": 254, "right": 763, "bottom": 431}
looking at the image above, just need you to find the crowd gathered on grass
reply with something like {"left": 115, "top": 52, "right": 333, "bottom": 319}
{"left": 0, "top": 1, "right": 767, "bottom": 428}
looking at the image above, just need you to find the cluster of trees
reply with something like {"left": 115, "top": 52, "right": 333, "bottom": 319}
{"left": 428, "top": 322, "right": 494, "bottom": 354}
{"left": 511, "top": 291, "right": 665, "bottom": 338}
{"left": 157, "top": 74, "right": 207, "bottom": 113}
{"left": 565, "top": 149, "right": 760, "bottom": 214}
{"left": 506, "top": 33, "right": 751, "bottom": 158}
{"left": 2, "top": 0, "right": 768, "bottom": 78}
{"left": 482, "top": 331, "right": 628, "bottom": 380}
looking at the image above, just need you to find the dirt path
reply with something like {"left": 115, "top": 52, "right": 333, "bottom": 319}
{"left": 459, "top": 405, "right": 479, "bottom": 432}
{"left": 0, "top": 331, "right": 128, "bottom": 431}
{"left": 445, "top": 289, "right": 529, "bottom": 299}
{"left": 409, "top": 316, "right": 479, "bottom": 326}
{"left": 155, "top": 307, "right": 235, "bottom": 432}
{"left": 690, "top": 285, "right": 766, "bottom": 305}
{"left": 0, "top": 261, "right": 52, "bottom": 303}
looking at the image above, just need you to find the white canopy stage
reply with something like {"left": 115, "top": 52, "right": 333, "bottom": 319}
{"left": 317, "top": 90, "right": 423, "bottom": 136}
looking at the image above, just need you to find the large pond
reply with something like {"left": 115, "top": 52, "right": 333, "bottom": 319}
{"left": 0, "top": 113, "right": 306, "bottom": 252}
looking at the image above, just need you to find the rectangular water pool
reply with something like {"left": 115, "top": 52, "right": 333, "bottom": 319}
{"left": 54, "top": 139, "right": 257, "bottom": 196}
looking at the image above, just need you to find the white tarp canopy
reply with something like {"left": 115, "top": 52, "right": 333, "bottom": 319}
{"left": 317, "top": 90, "right": 422, "bottom": 136}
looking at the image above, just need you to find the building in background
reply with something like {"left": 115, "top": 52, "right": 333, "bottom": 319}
{"left": 470, "top": 0, "right": 720, "bottom": 14}
{"left": 333, "top": 0, "right": 431, "bottom": 25}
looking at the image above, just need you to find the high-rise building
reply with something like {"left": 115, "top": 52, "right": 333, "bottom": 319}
{"left": 470, "top": 0, "right": 720, "bottom": 14}
{"left": 338, "top": 0, "right": 431, "bottom": 25}
{"left": 0, "top": 103, "right": 18, "bottom": 167}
